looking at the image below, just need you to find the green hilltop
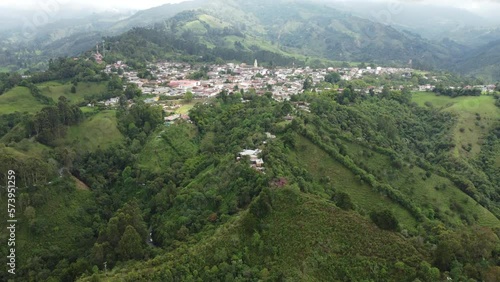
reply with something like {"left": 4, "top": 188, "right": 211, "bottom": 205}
{"left": 102, "top": 0, "right": 454, "bottom": 70}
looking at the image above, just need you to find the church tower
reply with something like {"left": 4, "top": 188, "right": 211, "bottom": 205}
{"left": 254, "top": 59, "right": 258, "bottom": 68}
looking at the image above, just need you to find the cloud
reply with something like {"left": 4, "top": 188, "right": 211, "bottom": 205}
{"left": 395, "top": 0, "right": 500, "bottom": 10}
{"left": 0, "top": 0, "right": 189, "bottom": 11}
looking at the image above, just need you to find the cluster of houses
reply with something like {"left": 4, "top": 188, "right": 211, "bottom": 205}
{"left": 339, "top": 66, "right": 413, "bottom": 81}
{"left": 237, "top": 149, "right": 265, "bottom": 172}
{"left": 104, "top": 60, "right": 425, "bottom": 102}
{"left": 164, "top": 114, "right": 191, "bottom": 126}
{"left": 417, "top": 84, "right": 497, "bottom": 93}
{"left": 235, "top": 132, "right": 277, "bottom": 172}
{"left": 100, "top": 60, "right": 499, "bottom": 112}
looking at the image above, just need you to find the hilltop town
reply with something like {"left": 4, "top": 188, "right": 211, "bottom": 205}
{"left": 104, "top": 60, "right": 418, "bottom": 101}
{"left": 100, "top": 58, "right": 499, "bottom": 111}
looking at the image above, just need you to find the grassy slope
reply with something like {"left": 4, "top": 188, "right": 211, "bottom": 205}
{"left": 4, "top": 138, "right": 51, "bottom": 159}
{"left": 54, "top": 110, "right": 124, "bottom": 151}
{"left": 0, "top": 86, "right": 46, "bottom": 114}
{"left": 38, "top": 81, "right": 107, "bottom": 104}
{"left": 343, "top": 140, "right": 500, "bottom": 228}
{"left": 412, "top": 92, "right": 500, "bottom": 158}
{"left": 290, "top": 134, "right": 417, "bottom": 229}
{"left": 260, "top": 189, "right": 424, "bottom": 280}
{"left": 0, "top": 82, "right": 106, "bottom": 116}
{"left": 84, "top": 188, "right": 426, "bottom": 281}
{"left": 174, "top": 102, "right": 197, "bottom": 114}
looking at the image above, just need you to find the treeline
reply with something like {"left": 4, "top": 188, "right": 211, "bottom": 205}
{"left": 433, "top": 85, "right": 481, "bottom": 97}
{"left": 92, "top": 201, "right": 149, "bottom": 267}
{"left": 26, "top": 96, "right": 84, "bottom": 145}
{"left": 298, "top": 92, "right": 500, "bottom": 219}
{"left": 294, "top": 121, "right": 425, "bottom": 221}
{"left": 30, "top": 57, "right": 106, "bottom": 84}
{"left": 0, "top": 57, "right": 106, "bottom": 96}
{"left": 0, "top": 112, "right": 26, "bottom": 138}
{"left": 22, "top": 81, "right": 53, "bottom": 105}
{"left": 0, "top": 147, "right": 56, "bottom": 188}
{"left": 116, "top": 101, "right": 164, "bottom": 142}
{"left": 0, "top": 72, "right": 23, "bottom": 94}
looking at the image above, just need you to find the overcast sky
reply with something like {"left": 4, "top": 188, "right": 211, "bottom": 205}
{"left": 0, "top": 0, "right": 499, "bottom": 12}
{"left": 0, "top": 0, "right": 186, "bottom": 11}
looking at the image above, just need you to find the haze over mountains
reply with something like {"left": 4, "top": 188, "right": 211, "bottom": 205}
{"left": 1, "top": 0, "right": 500, "bottom": 81}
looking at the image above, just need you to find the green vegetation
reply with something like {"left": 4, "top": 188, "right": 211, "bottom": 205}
{"left": 175, "top": 102, "right": 197, "bottom": 114}
{"left": 1, "top": 86, "right": 499, "bottom": 282}
{"left": 55, "top": 110, "right": 124, "bottom": 152}
{"left": 0, "top": 177, "right": 96, "bottom": 282}
{"left": 1, "top": 23, "right": 500, "bottom": 280}
{"left": 137, "top": 124, "right": 198, "bottom": 173}
{"left": 290, "top": 134, "right": 417, "bottom": 228}
{"left": 39, "top": 81, "right": 107, "bottom": 104}
{"left": 85, "top": 188, "right": 435, "bottom": 281}
{"left": 26, "top": 97, "right": 84, "bottom": 145}
{"left": 413, "top": 92, "right": 500, "bottom": 158}
{"left": 343, "top": 140, "right": 499, "bottom": 227}
{"left": 0, "top": 86, "right": 46, "bottom": 114}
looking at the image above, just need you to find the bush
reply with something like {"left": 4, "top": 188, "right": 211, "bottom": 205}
{"left": 370, "top": 210, "right": 399, "bottom": 231}
{"left": 331, "top": 192, "right": 355, "bottom": 210}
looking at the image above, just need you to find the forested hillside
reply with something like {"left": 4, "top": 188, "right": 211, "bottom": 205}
{"left": 75, "top": 88, "right": 499, "bottom": 281}
{"left": 1, "top": 57, "right": 498, "bottom": 280}
{"left": 3, "top": 0, "right": 500, "bottom": 81}
{"left": 452, "top": 39, "right": 500, "bottom": 82}
{"left": 99, "top": 0, "right": 457, "bottom": 70}
{"left": 0, "top": 1, "right": 500, "bottom": 281}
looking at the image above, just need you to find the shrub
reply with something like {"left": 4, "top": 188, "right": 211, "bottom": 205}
{"left": 370, "top": 210, "right": 399, "bottom": 231}
{"left": 331, "top": 192, "right": 355, "bottom": 210}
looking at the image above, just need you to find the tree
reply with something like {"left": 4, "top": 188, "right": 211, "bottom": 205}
{"left": 117, "top": 226, "right": 144, "bottom": 260}
{"left": 370, "top": 210, "right": 399, "bottom": 231}
{"left": 325, "top": 72, "right": 341, "bottom": 84}
{"left": 19, "top": 193, "right": 30, "bottom": 212}
{"left": 124, "top": 84, "right": 142, "bottom": 99}
{"left": 331, "top": 192, "right": 355, "bottom": 210}
{"left": 71, "top": 85, "right": 76, "bottom": 93}
{"left": 401, "top": 87, "right": 412, "bottom": 104}
{"left": 381, "top": 85, "right": 391, "bottom": 99}
{"left": 184, "top": 91, "right": 194, "bottom": 103}
{"left": 303, "top": 75, "right": 313, "bottom": 91}
{"left": 108, "top": 75, "right": 123, "bottom": 92}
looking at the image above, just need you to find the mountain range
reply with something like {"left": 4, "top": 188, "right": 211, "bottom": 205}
{"left": 1, "top": 0, "right": 500, "bottom": 81}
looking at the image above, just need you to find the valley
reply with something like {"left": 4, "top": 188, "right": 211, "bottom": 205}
{"left": 0, "top": 0, "right": 499, "bottom": 281}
